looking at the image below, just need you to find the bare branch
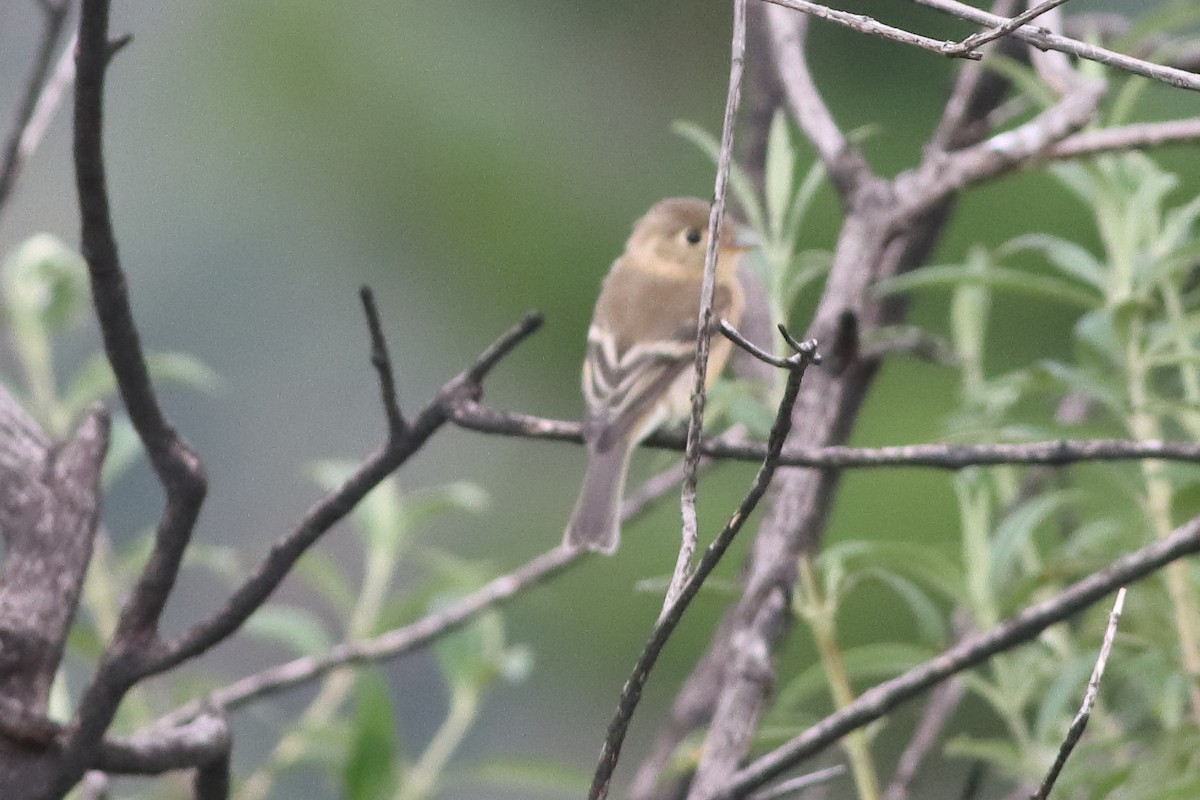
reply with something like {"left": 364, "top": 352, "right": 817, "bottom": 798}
{"left": 1031, "top": 587, "right": 1126, "bottom": 800}
{"left": 1049, "top": 118, "right": 1200, "bottom": 160}
{"left": 589, "top": 335, "right": 821, "bottom": 800}
{"left": 73, "top": 0, "right": 208, "bottom": 648}
{"left": 155, "top": 544, "right": 578, "bottom": 727}
{"left": 942, "top": 0, "right": 1072, "bottom": 56}
{"left": 747, "top": 765, "right": 845, "bottom": 800}
{"left": 154, "top": 312, "right": 543, "bottom": 675}
{"left": 358, "top": 286, "right": 405, "bottom": 436}
{"left": 96, "top": 713, "right": 230, "bottom": 776}
{"left": 719, "top": 518, "right": 1200, "bottom": 798}
{"left": 910, "top": 0, "right": 1200, "bottom": 91}
{"left": 449, "top": 401, "right": 1200, "bottom": 470}
{"left": 670, "top": 0, "right": 750, "bottom": 617}
{"left": 897, "top": 76, "right": 1105, "bottom": 215}
{"left": 0, "top": 0, "right": 73, "bottom": 216}
{"left": 194, "top": 751, "right": 230, "bottom": 800}
{"left": 78, "top": 772, "right": 108, "bottom": 800}
{"left": 762, "top": 0, "right": 982, "bottom": 60}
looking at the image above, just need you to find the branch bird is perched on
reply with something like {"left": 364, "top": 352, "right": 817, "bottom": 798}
{"left": 564, "top": 197, "right": 749, "bottom": 554}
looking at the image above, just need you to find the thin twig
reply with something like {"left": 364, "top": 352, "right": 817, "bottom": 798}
{"left": 720, "top": 320, "right": 794, "bottom": 368}
{"left": 449, "top": 401, "right": 1200, "bottom": 470}
{"left": 1031, "top": 587, "right": 1126, "bottom": 800}
{"left": 718, "top": 519, "right": 1200, "bottom": 799}
{"left": 747, "top": 765, "right": 846, "bottom": 800}
{"left": 763, "top": 0, "right": 982, "bottom": 60}
{"left": 942, "top": 0, "right": 1073, "bottom": 56}
{"left": 668, "top": 0, "right": 750, "bottom": 620}
{"left": 0, "top": 0, "right": 73, "bottom": 216}
{"left": 910, "top": 0, "right": 1200, "bottom": 91}
{"left": 153, "top": 313, "right": 544, "bottom": 675}
{"left": 588, "top": 334, "right": 821, "bottom": 800}
{"left": 1049, "top": 118, "right": 1200, "bottom": 160}
{"left": 359, "top": 286, "right": 405, "bottom": 436}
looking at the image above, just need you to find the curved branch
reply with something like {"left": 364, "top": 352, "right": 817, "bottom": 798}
{"left": 0, "top": 0, "right": 73, "bottom": 216}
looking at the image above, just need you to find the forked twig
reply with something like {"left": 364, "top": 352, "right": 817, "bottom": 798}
{"left": 1031, "top": 587, "right": 1126, "bottom": 800}
{"left": 589, "top": 328, "right": 821, "bottom": 800}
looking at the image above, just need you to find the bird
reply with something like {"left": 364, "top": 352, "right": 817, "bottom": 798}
{"left": 563, "top": 197, "right": 748, "bottom": 554}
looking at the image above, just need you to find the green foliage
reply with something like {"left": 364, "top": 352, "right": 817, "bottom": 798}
{"left": 841, "top": 149, "right": 1200, "bottom": 799}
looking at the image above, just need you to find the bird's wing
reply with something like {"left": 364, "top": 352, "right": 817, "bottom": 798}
{"left": 582, "top": 329, "right": 694, "bottom": 452}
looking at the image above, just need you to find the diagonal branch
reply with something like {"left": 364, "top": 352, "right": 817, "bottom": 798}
{"left": 0, "top": 0, "right": 73, "bottom": 216}
{"left": 155, "top": 544, "right": 578, "bottom": 729}
{"left": 941, "top": 0, "right": 1073, "bottom": 56}
{"left": 153, "top": 312, "right": 543, "bottom": 675}
{"left": 910, "top": 0, "right": 1200, "bottom": 91}
{"left": 1032, "top": 587, "right": 1126, "bottom": 800}
{"left": 718, "top": 516, "right": 1200, "bottom": 798}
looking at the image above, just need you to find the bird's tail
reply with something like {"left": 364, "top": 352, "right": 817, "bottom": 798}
{"left": 563, "top": 438, "right": 634, "bottom": 555}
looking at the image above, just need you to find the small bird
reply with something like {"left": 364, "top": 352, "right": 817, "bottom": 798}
{"left": 563, "top": 197, "right": 748, "bottom": 554}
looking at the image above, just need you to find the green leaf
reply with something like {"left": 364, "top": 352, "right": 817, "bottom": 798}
{"left": 874, "top": 263, "right": 1100, "bottom": 309}
{"left": 1001, "top": 233, "right": 1108, "bottom": 295}
{"left": 1, "top": 233, "right": 89, "bottom": 332}
{"left": 820, "top": 540, "right": 965, "bottom": 601}
{"left": 776, "top": 643, "right": 933, "bottom": 711}
{"left": 858, "top": 569, "right": 947, "bottom": 644}
{"left": 342, "top": 670, "right": 400, "bottom": 800}
{"left": 782, "top": 160, "right": 826, "bottom": 252}
{"left": 243, "top": 605, "right": 332, "bottom": 657}
{"left": 433, "top": 604, "right": 505, "bottom": 690}
{"left": 782, "top": 249, "right": 832, "bottom": 313}
{"left": 989, "top": 490, "right": 1077, "bottom": 590}
{"left": 764, "top": 109, "right": 795, "bottom": 239}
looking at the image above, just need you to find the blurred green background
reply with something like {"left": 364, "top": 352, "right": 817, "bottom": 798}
{"left": 1, "top": 1, "right": 1197, "bottom": 798}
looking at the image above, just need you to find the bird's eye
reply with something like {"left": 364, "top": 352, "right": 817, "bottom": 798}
{"left": 684, "top": 228, "right": 702, "bottom": 245}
